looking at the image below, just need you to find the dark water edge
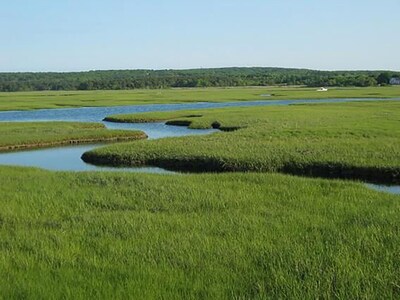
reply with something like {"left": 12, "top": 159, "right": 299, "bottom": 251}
{"left": 81, "top": 153, "right": 400, "bottom": 195}
{"left": 0, "top": 143, "right": 174, "bottom": 173}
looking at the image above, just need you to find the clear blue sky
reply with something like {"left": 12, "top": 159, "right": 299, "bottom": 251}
{"left": 1, "top": 0, "right": 399, "bottom": 72}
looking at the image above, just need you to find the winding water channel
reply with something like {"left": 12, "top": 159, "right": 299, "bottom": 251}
{"left": 0, "top": 98, "right": 399, "bottom": 194}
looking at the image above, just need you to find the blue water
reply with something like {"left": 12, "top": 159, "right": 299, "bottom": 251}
{"left": 366, "top": 184, "right": 400, "bottom": 195}
{"left": 0, "top": 98, "right": 398, "bottom": 123}
{"left": 0, "top": 143, "right": 175, "bottom": 173}
{"left": 0, "top": 121, "right": 216, "bottom": 172}
{"left": 104, "top": 121, "right": 216, "bottom": 140}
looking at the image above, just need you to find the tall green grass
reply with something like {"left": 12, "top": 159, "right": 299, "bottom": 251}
{"left": 0, "top": 166, "right": 398, "bottom": 298}
{"left": 84, "top": 101, "right": 400, "bottom": 183}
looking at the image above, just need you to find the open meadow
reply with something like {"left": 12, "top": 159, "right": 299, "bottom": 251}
{"left": 0, "top": 167, "right": 399, "bottom": 298}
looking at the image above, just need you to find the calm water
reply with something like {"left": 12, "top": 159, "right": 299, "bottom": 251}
{"left": 0, "top": 98, "right": 397, "bottom": 123}
{"left": 366, "top": 184, "right": 400, "bottom": 195}
{"left": 104, "top": 121, "right": 216, "bottom": 140}
{"left": 0, "top": 143, "right": 174, "bottom": 173}
{"left": 0, "top": 121, "right": 216, "bottom": 173}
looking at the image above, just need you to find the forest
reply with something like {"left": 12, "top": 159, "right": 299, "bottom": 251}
{"left": 0, "top": 67, "right": 398, "bottom": 92}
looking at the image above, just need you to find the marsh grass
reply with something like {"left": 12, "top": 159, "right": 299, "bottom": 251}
{"left": 84, "top": 101, "right": 400, "bottom": 183}
{"left": 0, "top": 166, "right": 399, "bottom": 298}
{"left": 0, "top": 86, "right": 399, "bottom": 111}
{"left": 0, "top": 122, "right": 146, "bottom": 151}
{"left": 1, "top": 92, "right": 400, "bottom": 298}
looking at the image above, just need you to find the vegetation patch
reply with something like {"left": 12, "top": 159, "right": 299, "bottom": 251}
{"left": 83, "top": 101, "right": 400, "bottom": 183}
{"left": 0, "top": 122, "right": 147, "bottom": 151}
{"left": 1, "top": 68, "right": 399, "bottom": 92}
{"left": 1, "top": 86, "right": 400, "bottom": 111}
{"left": 0, "top": 166, "right": 399, "bottom": 298}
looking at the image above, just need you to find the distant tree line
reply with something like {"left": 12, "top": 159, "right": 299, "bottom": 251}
{"left": 0, "top": 68, "right": 399, "bottom": 92}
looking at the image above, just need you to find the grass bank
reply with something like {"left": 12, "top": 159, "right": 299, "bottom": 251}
{"left": 0, "top": 166, "right": 399, "bottom": 298}
{"left": 0, "top": 122, "right": 146, "bottom": 151}
{"left": 83, "top": 101, "right": 400, "bottom": 183}
{"left": 0, "top": 86, "right": 399, "bottom": 111}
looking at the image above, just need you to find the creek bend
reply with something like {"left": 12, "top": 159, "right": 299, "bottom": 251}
{"left": 0, "top": 99, "right": 399, "bottom": 194}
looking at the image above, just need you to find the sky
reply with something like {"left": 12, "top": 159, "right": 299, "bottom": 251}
{"left": 0, "top": 0, "right": 399, "bottom": 72}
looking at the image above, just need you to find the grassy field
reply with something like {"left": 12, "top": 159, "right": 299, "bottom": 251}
{"left": 0, "top": 122, "right": 146, "bottom": 151}
{"left": 0, "top": 88, "right": 399, "bottom": 298}
{"left": 0, "top": 166, "right": 399, "bottom": 299}
{"left": 84, "top": 100, "right": 400, "bottom": 183}
{"left": 0, "top": 86, "right": 399, "bottom": 111}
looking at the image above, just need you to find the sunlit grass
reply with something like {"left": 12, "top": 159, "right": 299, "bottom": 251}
{"left": 1, "top": 91, "right": 399, "bottom": 298}
{"left": 0, "top": 166, "right": 398, "bottom": 298}
{"left": 85, "top": 101, "right": 400, "bottom": 183}
{"left": 0, "top": 122, "right": 146, "bottom": 151}
{"left": 0, "top": 85, "right": 399, "bottom": 111}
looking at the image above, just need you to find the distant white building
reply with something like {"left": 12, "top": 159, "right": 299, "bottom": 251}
{"left": 389, "top": 77, "right": 400, "bottom": 85}
{"left": 317, "top": 87, "right": 328, "bottom": 92}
